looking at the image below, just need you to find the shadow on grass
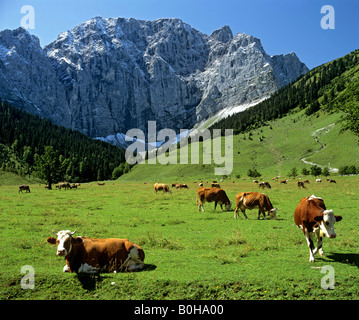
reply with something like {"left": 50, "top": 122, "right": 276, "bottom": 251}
{"left": 76, "top": 263, "right": 157, "bottom": 290}
{"left": 325, "top": 252, "right": 359, "bottom": 268}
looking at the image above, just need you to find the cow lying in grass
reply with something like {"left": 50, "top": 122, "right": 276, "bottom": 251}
{"left": 47, "top": 230, "right": 145, "bottom": 273}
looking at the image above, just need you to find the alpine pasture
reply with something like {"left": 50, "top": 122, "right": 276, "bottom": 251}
{"left": 1, "top": 176, "right": 358, "bottom": 300}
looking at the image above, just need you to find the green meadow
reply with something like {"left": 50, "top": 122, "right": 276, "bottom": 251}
{"left": 120, "top": 109, "right": 359, "bottom": 182}
{"left": 0, "top": 175, "right": 358, "bottom": 300}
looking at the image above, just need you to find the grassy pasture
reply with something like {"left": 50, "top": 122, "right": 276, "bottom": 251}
{"left": 0, "top": 176, "right": 358, "bottom": 300}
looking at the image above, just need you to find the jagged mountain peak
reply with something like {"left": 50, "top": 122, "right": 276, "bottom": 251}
{"left": 210, "top": 25, "right": 233, "bottom": 43}
{"left": 0, "top": 17, "right": 308, "bottom": 143}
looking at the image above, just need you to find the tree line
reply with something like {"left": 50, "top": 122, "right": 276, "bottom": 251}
{"left": 0, "top": 99, "right": 128, "bottom": 184}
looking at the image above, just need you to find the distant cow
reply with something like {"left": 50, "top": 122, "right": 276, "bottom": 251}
{"left": 58, "top": 182, "right": 72, "bottom": 190}
{"left": 329, "top": 179, "right": 336, "bottom": 183}
{"left": 197, "top": 188, "right": 231, "bottom": 212}
{"left": 280, "top": 179, "right": 288, "bottom": 184}
{"left": 47, "top": 230, "right": 145, "bottom": 273}
{"left": 234, "top": 192, "right": 277, "bottom": 220}
{"left": 98, "top": 182, "right": 105, "bottom": 186}
{"left": 297, "top": 181, "right": 305, "bottom": 188}
{"left": 316, "top": 179, "right": 322, "bottom": 183}
{"left": 176, "top": 184, "right": 188, "bottom": 189}
{"left": 154, "top": 183, "right": 172, "bottom": 194}
{"left": 211, "top": 183, "right": 221, "bottom": 188}
{"left": 294, "top": 195, "right": 342, "bottom": 262}
{"left": 18, "top": 185, "right": 31, "bottom": 193}
{"left": 259, "top": 181, "right": 271, "bottom": 189}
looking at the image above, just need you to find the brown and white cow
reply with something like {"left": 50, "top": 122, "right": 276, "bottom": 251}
{"left": 47, "top": 230, "right": 145, "bottom": 273}
{"left": 176, "top": 184, "right": 188, "bottom": 189}
{"left": 294, "top": 195, "right": 342, "bottom": 262}
{"left": 58, "top": 182, "right": 72, "bottom": 190}
{"left": 154, "top": 183, "right": 172, "bottom": 194}
{"left": 234, "top": 192, "right": 277, "bottom": 220}
{"left": 197, "top": 188, "right": 232, "bottom": 212}
{"left": 259, "top": 181, "right": 271, "bottom": 189}
{"left": 19, "top": 185, "right": 31, "bottom": 193}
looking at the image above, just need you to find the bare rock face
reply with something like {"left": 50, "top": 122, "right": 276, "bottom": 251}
{"left": 0, "top": 17, "right": 308, "bottom": 141}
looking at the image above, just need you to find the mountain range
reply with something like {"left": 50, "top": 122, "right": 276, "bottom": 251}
{"left": 0, "top": 17, "right": 308, "bottom": 146}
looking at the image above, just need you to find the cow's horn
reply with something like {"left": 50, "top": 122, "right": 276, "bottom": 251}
{"left": 52, "top": 230, "right": 57, "bottom": 236}
{"left": 70, "top": 230, "right": 76, "bottom": 235}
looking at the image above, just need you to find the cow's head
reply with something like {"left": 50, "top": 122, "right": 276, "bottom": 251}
{"left": 225, "top": 201, "right": 232, "bottom": 211}
{"left": 46, "top": 230, "right": 81, "bottom": 257}
{"left": 269, "top": 208, "right": 278, "bottom": 220}
{"left": 314, "top": 210, "right": 342, "bottom": 238}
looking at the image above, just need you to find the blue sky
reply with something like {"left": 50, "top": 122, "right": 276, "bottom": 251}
{"left": 0, "top": 0, "right": 358, "bottom": 69}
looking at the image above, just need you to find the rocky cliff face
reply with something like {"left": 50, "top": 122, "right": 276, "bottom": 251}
{"left": 0, "top": 17, "right": 308, "bottom": 141}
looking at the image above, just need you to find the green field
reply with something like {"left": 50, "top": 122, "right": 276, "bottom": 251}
{"left": 1, "top": 176, "right": 358, "bottom": 300}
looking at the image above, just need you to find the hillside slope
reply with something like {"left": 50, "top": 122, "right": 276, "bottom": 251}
{"left": 119, "top": 109, "right": 358, "bottom": 182}
{"left": 0, "top": 99, "right": 126, "bottom": 184}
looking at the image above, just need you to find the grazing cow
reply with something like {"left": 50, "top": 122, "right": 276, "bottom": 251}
{"left": 18, "top": 185, "right": 31, "bottom": 193}
{"left": 98, "top": 182, "right": 105, "bottom": 186}
{"left": 280, "top": 179, "right": 288, "bottom": 184}
{"left": 329, "top": 179, "right": 336, "bottom": 183}
{"left": 154, "top": 183, "right": 172, "bottom": 194}
{"left": 253, "top": 180, "right": 258, "bottom": 184}
{"left": 303, "top": 180, "right": 310, "bottom": 184}
{"left": 58, "top": 182, "right": 72, "bottom": 190}
{"left": 172, "top": 183, "right": 178, "bottom": 188}
{"left": 176, "top": 184, "right": 188, "bottom": 189}
{"left": 234, "top": 192, "right": 277, "bottom": 220}
{"left": 197, "top": 188, "right": 231, "bottom": 212}
{"left": 211, "top": 183, "right": 221, "bottom": 188}
{"left": 294, "top": 195, "right": 342, "bottom": 262}
{"left": 316, "top": 179, "right": 322, "bottom": 183}
{"left": 297, "top": 181, "right": 305, "bottom": 188}
{"left": 259, "top": 181, "right": 271, "bottom": 189}
{"left": 47, "top": 230, "right": 145, "bottom": 273}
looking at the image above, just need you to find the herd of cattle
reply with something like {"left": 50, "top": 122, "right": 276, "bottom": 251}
{"left": 16, "top": 177, "right": 342, "bottom": 273}
{"left": 153, "top": 179, "right": 342, "bottom": 264}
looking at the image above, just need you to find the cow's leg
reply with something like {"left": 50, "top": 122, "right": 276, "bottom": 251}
{"left": 198, "top": 202, "right": 205, "bottom": 212}
{"left": 313, "top": 230, "right": 324, "bottom": 256}
{"left": 241, "top": 209, "right": 248, "bottom": 219}
{"left": 214, "top": 201, "right": 217, "bottom": 211}
{"left": 234, "top": 206, "right": 238, "bottom": 219}
{"left": 63, "top": 265, "right": 71, "bottom": 272}
{"left": 258, "top": 209, "right": 267, "bottom": 220}
{"left": 305, "top": 231, "right": 315, "bottom": 262}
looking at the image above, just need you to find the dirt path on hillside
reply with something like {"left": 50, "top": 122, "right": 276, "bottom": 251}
{"left": 300, "top": 123, "right": 339, "bottom": 173}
